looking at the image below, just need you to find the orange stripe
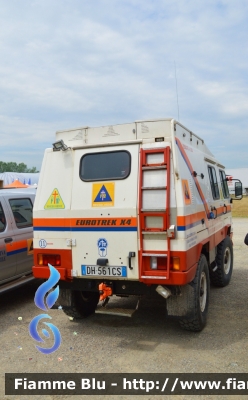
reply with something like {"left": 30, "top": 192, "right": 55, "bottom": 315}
{"left": 177, "top": 205, "right": 231, "bottom": 227}
{"left": 33, "top": 218, "right": 71, "bottom": 227}
{"left": 177, "top": 211, "right": 206, "bottom": 226}
{"left": 34, "top": 217, "right": 137, "bottom": 227}
{"left": 6, "top": 239, "right": 28, "bottom": 252}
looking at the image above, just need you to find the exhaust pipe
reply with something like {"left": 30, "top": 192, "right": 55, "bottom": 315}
{"left": 156, "top": 285, "right": 172, "bottom": 299}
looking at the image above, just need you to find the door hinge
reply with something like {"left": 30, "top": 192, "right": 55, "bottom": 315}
{"left": 66, "top": 239, "right": 76, "bottom": 247}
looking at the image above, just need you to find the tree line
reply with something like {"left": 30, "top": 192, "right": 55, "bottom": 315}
{"left": 0, "top": 161, "right": 39, "bottom": 173}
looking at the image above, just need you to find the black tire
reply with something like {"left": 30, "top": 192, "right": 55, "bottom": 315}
{"left": 62, "top": 290, "right": 100, "bottom": 319}
{"left": 179, "top": 254, "right": 210, "bottom": 332}
{"left": 210, "top": 236, "right": 233, "bottom": 287}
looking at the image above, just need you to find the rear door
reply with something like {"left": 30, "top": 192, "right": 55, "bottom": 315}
{"left": 0, "top": 198, "right": 17, "bottom": 281}
{"left": 70, "top": 144, "right": 140, "bottom": 280}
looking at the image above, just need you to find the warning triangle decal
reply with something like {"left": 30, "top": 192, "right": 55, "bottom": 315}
{"left": 44, "top": 188, "right": 65, "bottom": 209}
{"left": 94, "top": 185, "right": 112, "bottom": 202}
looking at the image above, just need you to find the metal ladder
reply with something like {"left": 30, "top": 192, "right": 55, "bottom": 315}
{"left": 138, "top": 147, "right": 171, "bottom": 281}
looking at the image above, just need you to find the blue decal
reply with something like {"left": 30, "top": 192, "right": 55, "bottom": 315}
{"left": 29, "top": 264, "right": 61, "bottom": 354}
{"left": 94, "top": 185, "right": 112, "bottom": 202}
{"left": 97, "top": 238, "right": 108, "bottom": 257}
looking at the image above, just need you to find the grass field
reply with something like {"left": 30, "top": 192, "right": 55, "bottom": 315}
{"left": 231, "top": 196, "right": 248, "bottom": 217}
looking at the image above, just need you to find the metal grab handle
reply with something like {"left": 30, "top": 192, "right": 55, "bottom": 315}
{"left": 128, "top": 252, "right": 135, "bottom": 270}
{"left": 4, "top": 237, "right": 13, "bottom": 243}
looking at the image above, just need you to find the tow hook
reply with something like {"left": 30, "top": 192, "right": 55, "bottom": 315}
{"left": 99, "top": 283, "right": 113, "bottom": 301}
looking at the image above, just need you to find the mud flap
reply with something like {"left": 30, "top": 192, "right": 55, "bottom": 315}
{"left": 166, "top": 284, "right": 195, "bottom": 318}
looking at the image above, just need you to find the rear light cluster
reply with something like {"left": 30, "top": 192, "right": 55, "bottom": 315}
{"left": 149, "top": 256, "right": 180, "bottom": 270}
{"left": 38, "top": 254, "right": 61, "bottom": 266}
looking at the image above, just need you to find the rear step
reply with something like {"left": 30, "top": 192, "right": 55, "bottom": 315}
{"left": 95, "top": 298, "right": 140, "bottom": 317}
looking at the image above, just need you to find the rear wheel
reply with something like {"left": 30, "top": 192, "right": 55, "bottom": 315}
{"left": 62, "top": 290, "right": 100, "bottom": 319}
{"left": 210, "top": 236, "right": 233, "bottom": 287}
{"left": 179, "top": 254, "right": 210, "bottom": 332}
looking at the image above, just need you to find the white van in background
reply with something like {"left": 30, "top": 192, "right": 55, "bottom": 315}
{"left": 0, "top": 188, "right": 36, "bottom": 293}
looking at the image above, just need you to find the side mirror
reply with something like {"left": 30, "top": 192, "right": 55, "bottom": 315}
{"left": 229, "top": 179, "right": 243, "bottom": 200}
{"left": 235, "top": 181, "right": 242, "bottom": 197}
{"left": 244, "top": 233, "right": 248, "bottom": 246}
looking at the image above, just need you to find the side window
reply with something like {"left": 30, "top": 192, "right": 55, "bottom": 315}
{"left": 9, "top": 198, "right": 33, "bottom": 229}
{"left": 208, "top": 166, "right": 220, "bottom": 200}
{"left": 219, "top": 170, "right": 229, "bottom": 198}
{"left": 0, "top": 202, "right": 6, "bottom": 232}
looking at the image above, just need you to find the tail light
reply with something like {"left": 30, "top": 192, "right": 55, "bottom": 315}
{"left": 37, "top": 253, "right": 61, "bottom": 266}
{"left": 172, "top": 257, "right": 180, "bottom": 270}
{"left": 149, "top": 256, "right": 167, "bottom": 270}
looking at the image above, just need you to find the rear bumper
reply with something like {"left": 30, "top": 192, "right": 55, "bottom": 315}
{"left": 32, "top": 266, "right": 72, "bottom": 281}
{"left": 32, "top": 261, "right": 198, "bottom": 287}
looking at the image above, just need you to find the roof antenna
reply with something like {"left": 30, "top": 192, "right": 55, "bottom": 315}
{"left": 174, "top": 61, "right": 180, "bottom": 121}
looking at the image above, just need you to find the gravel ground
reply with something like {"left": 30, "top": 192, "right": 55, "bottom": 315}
{"left": 1, "top": 218, "right": 248, "bottom": 400}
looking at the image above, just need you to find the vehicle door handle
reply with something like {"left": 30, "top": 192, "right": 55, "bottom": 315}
{"left": 4, "top": 237, "right": 13, "bottom": 243}
{"left": 128, "top": 252, "right": 135, "bottom": 270}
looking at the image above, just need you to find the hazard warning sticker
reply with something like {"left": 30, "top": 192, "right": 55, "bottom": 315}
{"left": 182, "top": 179, "right": 191, "bottom": 205}
{"left": 92, "top": 183, "right": 115, "bottom": 207}
{"left": 44, "top": 188, "right": 65, "bottom": 209}
{"left": 27, "top": 238, "right": 33, "bottom": 255}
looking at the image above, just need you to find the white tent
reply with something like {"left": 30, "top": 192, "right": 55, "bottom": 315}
{"left": 0, "top": 172, "right": 40, "bottom": 186}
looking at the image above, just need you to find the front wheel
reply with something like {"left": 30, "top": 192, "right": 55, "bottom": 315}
{"left": 61, "top": 290, "right": 100, "bottom": 319}
{"left": 210, "top": 236, "right": 233, "bottom": 287}
{"left": 179, "top": 254, "right": 210, "bottom": 332}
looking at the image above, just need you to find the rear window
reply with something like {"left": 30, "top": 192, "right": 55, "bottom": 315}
{"left": 9, "top": 198, "right": 33, "bottom": 229}
{"left": 80, "top": 150, "right": 131, "bottom": 181}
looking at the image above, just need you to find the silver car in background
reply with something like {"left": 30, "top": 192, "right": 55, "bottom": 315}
{"left": 0, "top": 188, "right": 36, "bottom": 293}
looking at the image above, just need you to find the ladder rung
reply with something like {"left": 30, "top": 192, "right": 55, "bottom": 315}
{"left": 142, "top": 228, "right": 166, "bottom": 233}
{"left": 141, "top": 276, "right": 167, "bottom": 279}
{"left": 142, "top": 253, "right": 167, "bottom": 256}
{"left": 141, "top": 208, "right": 166, "bottom": 212}
{"left": 142, "top": 186, "right": 166, "bottom": 190}
{"left": 142, "top": 231, "right": 167, "bottom": 235}
{"left": 142, "top": 166, "right": 166, "bottom": 170}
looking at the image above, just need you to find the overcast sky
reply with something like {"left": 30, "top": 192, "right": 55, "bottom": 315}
{"left": 1, "top": 0, "right": 248, "bottom": 170}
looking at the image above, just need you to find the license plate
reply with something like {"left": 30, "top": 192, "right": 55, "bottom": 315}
{"left": 81, "top": 265, "right": 127, "bottom": 277}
